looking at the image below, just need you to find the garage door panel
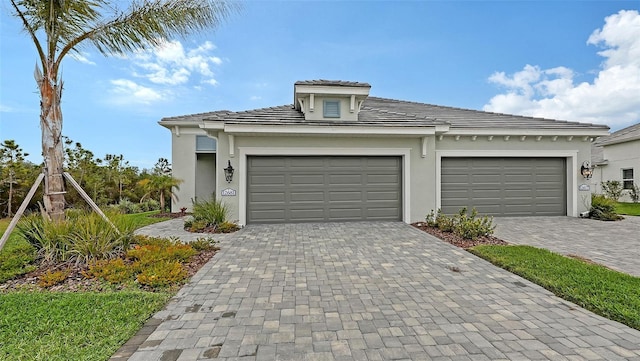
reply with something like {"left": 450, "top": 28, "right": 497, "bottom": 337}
{"left": 441, "top": 157, "right": 566, "bottom": 216}
{"left": 290, "top": 191, "right": 324, "bottom": 202}
{"left": 247, "top": 156, "right": 401, "bottom": 223}
{"left": 250, "top": 192, "right": 285, "bottom": 203}
{"left": 328, "top": 191, "right": 363, "bottom": 201}
{"left": 329, "top": 174, "right": 363, "bottom": 185}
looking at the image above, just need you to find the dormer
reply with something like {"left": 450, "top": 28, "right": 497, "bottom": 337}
{"left": 294, "top": 80, "right": 371, "bottom": 122}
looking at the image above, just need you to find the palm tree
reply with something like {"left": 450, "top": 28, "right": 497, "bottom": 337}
{"left": 9, "top": 0, "right": 237, "bottom": 221}
{"left": 138, "top": 175, "right": 182, "bottom": 212}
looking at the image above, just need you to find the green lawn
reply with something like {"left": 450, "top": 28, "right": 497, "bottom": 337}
{"left": 616, "top": 202, "right": 640, "bottom": 216}
{"left": 0, "top": 291, "right": 171, "bottom": 361}
{"left": 470, "top": 245, "right": 640, "bottom": 331}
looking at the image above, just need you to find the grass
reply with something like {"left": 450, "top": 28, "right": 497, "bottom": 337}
{"left": 470, "top": 245, "right": 640, "bottom": 331}
{"left": 616, "top": 202, "right": 640, "bottom": 216}
{"left": 0, "top": 291, "right": 171, "bottom": 361}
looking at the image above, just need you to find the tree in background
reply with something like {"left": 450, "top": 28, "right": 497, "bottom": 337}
{"left": 9, "top": 0, "right": 237, "bottom": 220}
{"left": 138, "top": 158, "right": 182, "bottom": 212}
{"left": 0, "top": 140, "right": 40, "bottom": 217}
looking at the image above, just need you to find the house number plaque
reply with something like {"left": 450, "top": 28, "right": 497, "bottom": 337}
{"left": 221, "top": 188, "right": 237, "bottom": 196}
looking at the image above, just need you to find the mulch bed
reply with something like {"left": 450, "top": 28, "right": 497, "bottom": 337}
{"left": 151, "top": 212, "right": 188, "bottom": 218}
{"left": 411, "top": 222, "right": 508, "bottom": 249}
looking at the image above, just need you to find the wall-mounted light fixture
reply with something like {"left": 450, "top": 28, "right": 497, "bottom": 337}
{"left": 581, "top": 160, "right": 594, "bottom": 180}
{"left": 224, "top": 160, "right": 234, "bottom": 183}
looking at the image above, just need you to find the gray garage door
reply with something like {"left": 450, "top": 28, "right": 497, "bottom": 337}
{"left": 441, "top": 157, "right": 566, "bottom": 216}
{"left": 247, "top": 156, "right": 402, "bottom": 223}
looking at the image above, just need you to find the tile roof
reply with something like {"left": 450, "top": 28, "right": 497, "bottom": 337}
{"left": 162, "top": 96, "right": 609, "bottom": 131}
{"left": 294, "top": 80, "right": 371, "bottom": 87}
{"left": 595, "top": 122, "right": 640, "bottom": 146}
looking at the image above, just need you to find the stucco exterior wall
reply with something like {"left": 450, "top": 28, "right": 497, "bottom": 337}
{"left": 593, "top": 141, "right": 640, "bottom": 202}
{"left": 169, "top": 130, "right": 593, "bottom": 223}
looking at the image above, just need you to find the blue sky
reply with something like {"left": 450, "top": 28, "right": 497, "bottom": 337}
{"left": 1, "top": 1, "right": 639, "bottom": 169}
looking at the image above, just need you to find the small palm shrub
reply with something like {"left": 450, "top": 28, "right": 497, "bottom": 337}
{"left": 192, "top": 198, "right": 229, "bottom": 225}
{"left": 17, "top": 210, "right": 136, "bottom": 265}
{"left": 186, "top": 198, "right": 238, "bottom": 232}
{"left": 590, "top": 194, "right": 622, "bottom": 221}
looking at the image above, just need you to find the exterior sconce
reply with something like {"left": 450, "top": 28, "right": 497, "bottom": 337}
{"left": 224, "top": 160, "right": 234, "bottom": 183}
{"left": 581, "top": 160, "right": 593, "bottom": 180}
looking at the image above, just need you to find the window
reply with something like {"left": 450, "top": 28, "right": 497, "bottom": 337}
{"left": 196, "top": 135, "right": 216, "bottom": 152}
{"left": 622, "top": 168, "right": 634, "bottom": 190}
{"left": 323, "top": 100, "right": 340, "bottom": 118}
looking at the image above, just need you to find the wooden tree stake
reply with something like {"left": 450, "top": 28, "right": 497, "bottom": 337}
{"left": 0, "top": 173, "right": 44, "bottom": 252}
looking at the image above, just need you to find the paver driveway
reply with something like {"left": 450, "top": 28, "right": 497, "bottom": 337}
{"left": 122, "top": 222, "right": 640, "bottom": 361}
{"left": 494, "top": 216, "right": 640, "bottom": 277}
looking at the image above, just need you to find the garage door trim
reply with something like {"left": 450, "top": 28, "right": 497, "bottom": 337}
{"left": 436, "top": 150, "right": 578, "bottom": 217}
{"left": 238, "top": 147, "right": 412, "bottom": 225}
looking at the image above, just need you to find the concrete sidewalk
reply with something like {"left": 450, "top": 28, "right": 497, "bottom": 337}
{"left": 114, "top": 221, "right": 640, "bottom": 360}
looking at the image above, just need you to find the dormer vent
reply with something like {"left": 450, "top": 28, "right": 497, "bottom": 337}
{"left": 294, "top": 80, "right": 371, "bottom": 122}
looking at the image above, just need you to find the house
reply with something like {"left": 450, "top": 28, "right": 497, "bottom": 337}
{"left": 160, "top": 80, "right": 609, "bottom": 224}
{"left": 592, "top": 122, "right": 640, "bottom": 202}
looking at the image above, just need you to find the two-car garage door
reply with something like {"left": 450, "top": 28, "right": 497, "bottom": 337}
{"left": 247, "top": 156, "right": 402, "bottom": 223}
{"left": 441, "top": 157, "right": 567, "bottom": 216}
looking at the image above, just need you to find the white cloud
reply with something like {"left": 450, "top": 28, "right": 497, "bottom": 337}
{"left": 250, "top": 95, "right": 262, "bottom": 101}
{"left": 71, "top": 52, "right": 96, "bottom": 65}
{"left": 109, "top": 79, "right": 164, "bottom": 105}
{"left": 0, "top": 104, "right": 13, "bottom": 112}
{"left": 484, "top": 10, "right": 640, "bottom": 129}
{"left": 130, "top": 40, "right": 223, "bottom": 86}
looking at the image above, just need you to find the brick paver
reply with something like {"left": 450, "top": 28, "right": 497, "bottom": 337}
{"left": 494, "top": 216, "right": 640, "bottom": 277}
{"left": 119, "top": 222, "right": 640, "bottom": 360}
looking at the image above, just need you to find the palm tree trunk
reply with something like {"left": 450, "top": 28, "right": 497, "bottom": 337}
{"left": 159, "top": 190, "right": 165, "bottom": 213}
{"left": 38, "top": 65, "right": 66, "bottom": 221}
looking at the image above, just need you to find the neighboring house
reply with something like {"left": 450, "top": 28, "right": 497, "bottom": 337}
{"left": 160, "top": 80, "right": 609, "bottom": 224}
{"left": 592, "top": 122, "right": 640, "bottom": 202}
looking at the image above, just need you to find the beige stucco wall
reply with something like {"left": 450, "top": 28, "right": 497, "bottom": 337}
{"left": 170, "top": 129, "right": 594, "bottom": 223}
{"left": 593, "top": 141, "right": 640, "bottom": 202}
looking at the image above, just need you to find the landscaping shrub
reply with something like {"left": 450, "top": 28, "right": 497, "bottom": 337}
{"left": 425, "top": 207, "right": 495, "bottom": 240}
{"left": 190, "top": 238, "right": 219, "bottom": 252}
{"left": 425, "top": 210, "right": 438, "bottom": 227}
{"left": 453, "top": 208, "right": 496, "bottom": 240}
{"left": 136, "top": 260, "right": 187, "bottom": 288}
{"left": 192, "top": 198, "right": 229, "bottom": 225}
{"left": 601, "top": 180, "right": 623, "bottom": 201}
{"left": 629, "top": 183, "right": 639, "bottom": 203}
{"left": 17, "top": 210, "right": 136, "bottom": 265}
{"left": 38, "top": 268, "right": 71, "bottom": 288}
{"left": 85, "top": 259, "right": 133, "bottom": 284}
{"left": 0, "top": 241, "right": 37, "bottom": 283}
{"left": 590, "top": 194, "right": 622, "bottom": 221}
{"left": 216, "top": 221, "right": 240, "bottom": 233}
{"left": 435, "top": 210, "right": 455, "bottom": 232}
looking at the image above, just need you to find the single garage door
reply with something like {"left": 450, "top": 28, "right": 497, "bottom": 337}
{"left": 247, "top": 156, "right": 402, "bottom": 223}
{"left": 441, "top": 157, "right": 566, "bottom": 216}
